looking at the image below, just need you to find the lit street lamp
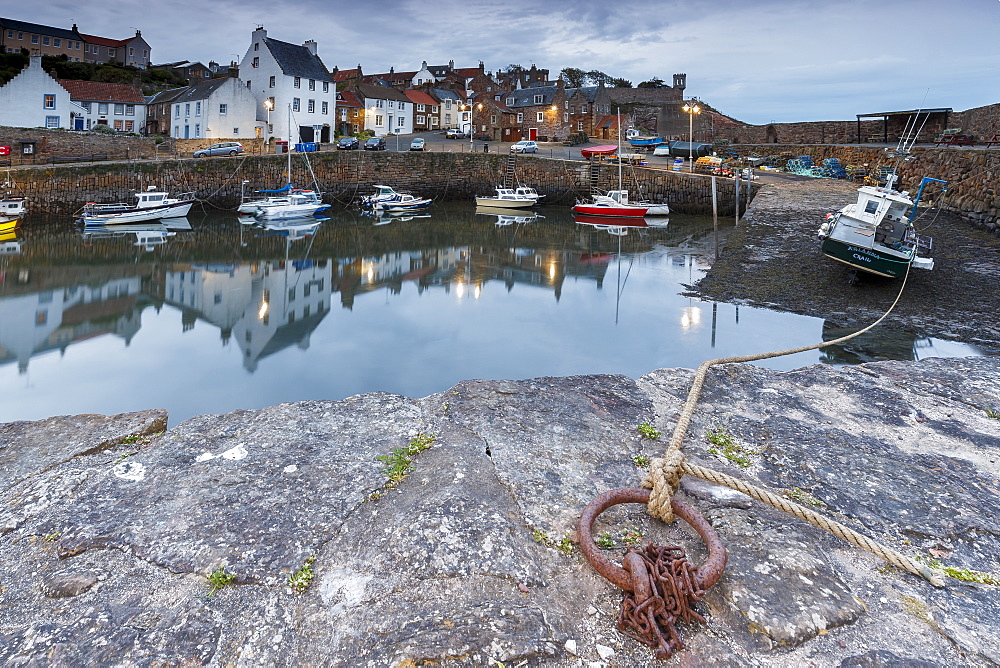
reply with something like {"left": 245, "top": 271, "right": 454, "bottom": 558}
{"left": 263, "top": 98, "right": 274, "bottom": 143}
{"left": 682, "top": 101, "right": 701, "bottom": 173}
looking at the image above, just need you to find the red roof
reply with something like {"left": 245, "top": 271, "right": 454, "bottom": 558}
{"left": 57, "top": 79, "right": 146, "bottom": 104}
{"left": 404, "top": 89, "right": 437, "bottom": 106}
{"left": 79, "top": 34, "right": 130, "bottom": 48}
{"left": 336, "top": 91, "right": 363, "bottom": 108}
{"left": 333, "top": 68, "right": 359, "bottom": 82}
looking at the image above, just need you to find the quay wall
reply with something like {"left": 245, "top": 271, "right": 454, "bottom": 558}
{"left": 726, "top": 144, "right": 1000, "bottom": 233}
{"left": 6, "top": 151, "right": 757, "bottom": 218}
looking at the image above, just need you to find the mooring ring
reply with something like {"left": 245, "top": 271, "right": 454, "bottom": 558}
{"left": 578, "top": 488, "right": 727, "bottom": 591}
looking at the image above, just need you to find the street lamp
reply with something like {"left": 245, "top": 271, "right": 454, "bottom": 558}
{"left": 682, "top": 101, "right": 701, "bottom": 173}
{"left": 263, "top": 98, "right": 274, "bottom": 143}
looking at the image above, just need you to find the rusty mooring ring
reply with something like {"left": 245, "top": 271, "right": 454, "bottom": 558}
{"left": 578, "top": 488, "right": 727, "bottom": 591}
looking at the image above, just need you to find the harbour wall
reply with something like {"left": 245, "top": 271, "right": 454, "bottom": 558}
{"left": 7, "top": 151, "right": 758, "bottom": 217}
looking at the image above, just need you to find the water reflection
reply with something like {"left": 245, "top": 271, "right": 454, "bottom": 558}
{"left": 0, "top": 203, "right": 984, "bottom": 423}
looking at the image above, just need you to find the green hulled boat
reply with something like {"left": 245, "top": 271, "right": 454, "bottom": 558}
{"left": 817, "top": 174, "right": 944, "bottom": 278}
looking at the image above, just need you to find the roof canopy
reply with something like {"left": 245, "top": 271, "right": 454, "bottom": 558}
{"left": 856, "top": 108, "right": 951, "bottom": 118}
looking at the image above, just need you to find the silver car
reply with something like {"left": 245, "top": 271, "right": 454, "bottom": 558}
{"left": 511, "top": 140, "right": 538, "bottom": 153}
{"left": 193, "top": 141, "right": 244, "bottom": 158}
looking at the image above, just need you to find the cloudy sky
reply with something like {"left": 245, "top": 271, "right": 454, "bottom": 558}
{"left": 16, "top": 0, "right": 1000, "bottom": 124}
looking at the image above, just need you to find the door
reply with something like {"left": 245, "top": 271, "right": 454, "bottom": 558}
{"left": 74, "top": 117, "right": 84, "bottom": 130}
{"left": 528, "top": 128, "right": 537, "bottom": 141}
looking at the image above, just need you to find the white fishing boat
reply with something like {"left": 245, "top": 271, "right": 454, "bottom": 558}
{"left": 593, "top": 189, "right": 670, "bottom": 215}
{"left": 242, "top": 106, "right": 328, "bottom": 220}
{"left": 78, "top": 186, "right": 195, "bottom": 226}
{"left": 513, "top": 186, "right": 545, "bottom": 203}
{"left": 374, "top": 193, "right": 433, "bottom": 213}
{"left": 475, "top": 187, "right": 537, "bottom": 209}
{"left": 359, "top": 185, "right": 412, "bottom": 207}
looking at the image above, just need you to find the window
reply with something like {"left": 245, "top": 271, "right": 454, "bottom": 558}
{"left": 307, "top": 99, "right": 315, "bottom": 113}
{"left": 564, "top": 112, "right": 569, "bottom": 122}
{"left": 17, "top": 32, "right": 22, "bottom": 40}
{"left": 252, "top": 56, "right": 259, "bottom": 68}
{"left": 490, "top": 114, "right": 497, "bottom": 124}
{"left": 269, "top": 75, "right": 275, "bottom": 88}
{"left": 864, "top": 200, "right": 880, "bottom": 215}
{"left": 533, "top": 94, "right": 543, "bottom": 104}
{"left": 322, "top": 82, "right": 328, "bottom": 93}
{"left": 81, "top": 102, "right": 91, "bottom": 112}
{"left": 375, "top": 99, "right": 383, "bottom": 108}
{"left": 292, "top": 98, "right": 300, "bottom": 111}
{"left": 388, "top": 100, "right": 394, "bottom": 109}
{"left": 31, "top": 35, "right": 38, "bottom": 44}
{"left": 581, "top": 104, "right": 587, "bottom": 113}
{"left": 233, "top": 127, "right": 239, "bottom": 135}
{"left": 174, "top": 106, "right": 180, "bottom": 118}
{"left": 125, "top": 105, "right": 134, "bottom": 115}
{"left": 397, "top": 117, "right": 404, "bottom": 127}
{"left": 507, "top": 97, "right": 515, "bottom": 106}
{"left": 108, "top": 48, "right": 115, "bottom": 57}
{"left": 416, "top": 115, "right": 425, "bottom": 125}
{"left": 42, "top": 36, "right": 50, "bottom": 46}
{"left": 375, "top": 115, "right": 383, "bottom": 126}
{"left": 184, "top": 103, "right": 190, "bottom": 117}
{"left": 129, "top": 47, "right": 134, "bottom": 56}
{"left": 398, "top": 102, "right": 405, "bottom": 111}
{"left": 417, "top": 104, "right": 425, "bottom": 112}
{"left": 536, "top": 112, "right": 544, "bottom": 122}
{"left": 517, "top": 113, "right": 523, "bottom": 123}
{"left": 114, "top": 104, "right": 124, "bottom": 115}
{"left": 6, "top": 31, "right": 11, "bottom": 39}
{"left": 195, "top": 123, "right": 200, "bottom": 137}
{"left": 254, "top": 42, "right": 259, "bottom": 51}
{"left": 308, "top": 79, "right": 315, "bottom": 90}
{"left": 445, "top": 113, "right": 451, "bottom": 124}
{"left": 578, "top": 121, "right": 584, "bottom": 131}
{"left": 99, "top": 103, "right": 108, "bottom": 114}
{"left": 43, "top": 94, "right": 55, "bottom": 109}
{"left": 294, "top": 77, "right": 301, "bottom": 88}
{"left": 321, "top": 101, "right": 328, "bottom": 114}
{"left": 174, "top": 125, "right": 179, "bottom": 136}
{"left": 54, "top": 38, "right": 61, "bottom": 47}
{"left": 219, "top": 103, "right": 228, "bottom": 114}
{"left": 143, "top": 49, "right": 147, "bottom": 58}
{"left": 45, "top": 115, "right": 59, "bottom": 128}
{"left": 195, "top": 101, "right": 201, "bottom": 116}
{"left": 125, "top": 120, "right": 134, "bottom": 132}
{"left": 114, "top": 120, "right": 123, "bottom": 130}
{"left": 246, "top": 80, "right": 251, "bottom": 89}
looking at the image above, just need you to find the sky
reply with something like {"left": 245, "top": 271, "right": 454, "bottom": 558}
{"left": 13, "top": 0, "right": 1000, "bottom": 124}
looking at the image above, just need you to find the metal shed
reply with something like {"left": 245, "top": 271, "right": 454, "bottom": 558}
{"left": 856, "top": 108, "right": 952, "bottom": 144}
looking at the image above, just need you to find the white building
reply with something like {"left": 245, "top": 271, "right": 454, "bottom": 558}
{"left": 168, "top": 77, "right": 261, "bottom": 140}
{"left": 57, "top": 78, "right": 146, "bottom": 132}
{"left": 239, "top": 27, "right": 336, "bottom": 144}
{"left": 0, "top": 55, "right": 83, "bottom": 129}
{"left": 356, "top": 82, "right": 413, "bottom": 137}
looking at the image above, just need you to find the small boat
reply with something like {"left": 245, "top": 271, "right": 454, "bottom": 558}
{"left": 817, "top": 173, "right": 944, "bottom": 278}
{"left": 0, "top": 217, "right": 20, "bottom": 234}
{"left": 580, "top": 145, "right": 618, "bottom": 159}
{"left": 513, "top": 186, "right": 545, "bottom": 203}
{"left": 573, "top": 189, "right": 649, "bottom": 218}
{"left": 374, "top": 193, "right": 433, "bottom": 213}
{"left": 627, "top": 136, "right": 663, "bottom": 149}
{"left": 359, "top": 185, "right": 411, "bottom": 207}
{"left": 78, "top": 186, "right": 195, "bottom": 226}
{"left": 594, "top": 189, "right": 669, "bottom": 216}
{"left": 475, "top": 187, "right": 537, "bottom": 209}
{"left": 0, "top": 194, "right": 27, "bottom": 220}
{"left": 251, "top": 188, "right": 329, "bottom": 220}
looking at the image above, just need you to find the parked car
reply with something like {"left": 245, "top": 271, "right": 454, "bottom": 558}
{"left": 446, "top": 129, "right": 466, "bottom": 139}
{"left": 409, "top": 138, "right": 425, "bottom": 151}
{"left": 193, "top": 141, "right": 243, "bottom": 158}
{"left": 511, "top": 140, "right": 538, "bottom": 154}
{"left": 337, "top": 136, "right": 359, "bottom": 150}
{"left": 364, "top": 137, "right": 386, "bottom": 151}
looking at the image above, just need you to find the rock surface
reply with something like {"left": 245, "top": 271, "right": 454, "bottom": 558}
{"left": 1, "top": 357, "right": 998, "bottom": 666}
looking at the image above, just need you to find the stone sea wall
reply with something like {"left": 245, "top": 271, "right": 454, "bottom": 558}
{"left": 6, "top": 151, "right": 758, "bottom": 217}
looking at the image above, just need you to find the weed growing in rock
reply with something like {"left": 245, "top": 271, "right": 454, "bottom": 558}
{"left": 783, "top": 487, "right": 827, "bottom": 508}
{"left": 631, "top": 453, "right": 651, "bottom": 468}
{"left": 555, "top": 536, "right": 574, "bottom": 556}
{"left": 206, "top": 567, "right": 236, "bottom": 596}
{"left": 637, "top": 422, "right": 661, "bottom": 440}
{"left": 596, "top": 532, "right": 616, "bottom": 548}
{"left": 706, "top": 427, "right": 754, "bottom": 468}
{"left": 532, "top": 530, "right": 575, "bottom": 556}
{"left": 43, "top": 531, "right": 61, "bottom": 542}
{"left": 986, "top": 407, "right": 1000, "bottom": 420}
{"left": 621, "top": 526, "right": 644, "bottom": 547}
{"left": 915, "top": 556, "right": 999, "bottom": 585}
{"left": 377, "top": 433, "right": 436, "bottom": 486}
{"left": 288, "top": 556, "right": 316, "bottom": 594}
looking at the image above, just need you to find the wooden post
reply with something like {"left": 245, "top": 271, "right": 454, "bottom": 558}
{"left": 712, "top": 175, "right": 719, "bottom": 261}
{"left": 734, "top": 170, "right": 740, "bottom": 225}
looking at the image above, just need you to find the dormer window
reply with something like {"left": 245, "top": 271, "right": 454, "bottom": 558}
{"left": 506, "top": 97, "right": 514, "bottom": 106}
{"left": 533, "top": 94, "right": 543, "bottom": 104}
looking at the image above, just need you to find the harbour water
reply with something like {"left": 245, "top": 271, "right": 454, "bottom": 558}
{"left": 0, "top": 203, "right": 982, "bottom": 424}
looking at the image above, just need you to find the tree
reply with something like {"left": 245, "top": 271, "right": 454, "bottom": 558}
{"left": 560, "top": 67, "right": 587, "bottom": 88}
{"left": 586, "top": 70, "right": 611, "bottom": 86}
{"left": 637, "top": 77, "right": 667, "bottom": 88}
{"left": 609, "top": 77, "right": 632, "bottom": 88}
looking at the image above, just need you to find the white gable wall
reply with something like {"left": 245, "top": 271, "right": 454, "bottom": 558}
{"left": 0, "top": 56, "right": 82, "bottom": 129}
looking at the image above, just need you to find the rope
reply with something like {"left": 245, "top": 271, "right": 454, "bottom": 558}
{"left": 641, "top": 261, "right": 947, "bottom": 587}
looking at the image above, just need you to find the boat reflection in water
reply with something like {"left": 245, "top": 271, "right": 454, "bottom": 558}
{"left": 80, "top": 217, "right": 192, "bottom": 252}
{"left": 250, "top": 215, "right": 326, "bottom": 242}
{"left": 476, "top": 205, "right": 544, "bottom": 226}
{"left": 573, "top": 213, "right": 669, "bottom": 230}
{"left": 818, "top": 321, "right": 982, "bottom": 365}
{"left": 361, "top": 209, "right": 431, "bottom": 226}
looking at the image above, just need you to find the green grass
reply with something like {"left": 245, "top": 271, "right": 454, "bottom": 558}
{"left": 915, "top": 556, "right": 999, "bottom": 585}
{"left": 206, "top": 567, "right": 236, "bottom": 596}
{"left": 706, "top": 427, "right": 754, "bottom": 468}
{"left": 631, "top": 453, "right": 651, "bottom": 468}
{"left": 637, "top": 422, "right": 661, "bottom": 440}
{"left": 376, "top": 433, "right": 436, "bottom": 486}
{"left": 288, "top": 555, "right": 316, "bottom": 594}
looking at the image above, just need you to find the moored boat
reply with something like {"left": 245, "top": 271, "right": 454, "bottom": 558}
{"left": 627, "top": 136, "right": 663, "bottom": 149}
{"left": 475, "top": 187, "right": 537, "bottom": 209}
{"left": 580, "top": 145, "right": 617, "bottom": 159}
{"left": 817, "top": 173, "right": 944, "bottom": 278}
{"left": 594, "top": 189, "right": 669, "bottom": 216}
{"left": 374, "top": 193, "right": 433, "bottom": 213}
{"left": 78, "top": 186, "right": 195, "bottom": 226}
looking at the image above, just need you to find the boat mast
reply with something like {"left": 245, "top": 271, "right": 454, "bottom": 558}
{"left": 616, "top": 107, "right": 623, "bottom": 194}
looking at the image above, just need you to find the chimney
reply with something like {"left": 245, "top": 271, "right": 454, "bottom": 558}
{"left": 303, "top": 40, "right": 317, "bottom": 56}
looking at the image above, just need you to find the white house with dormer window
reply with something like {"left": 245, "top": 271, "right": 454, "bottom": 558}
{"left": 0, "top": 55, "right": 83, "bottom": 129}
{"left": 355, "top": 82, "right": 413, "bottom": 136}
{"left": 238, "top": 26, "right": 335, "bottom": 143}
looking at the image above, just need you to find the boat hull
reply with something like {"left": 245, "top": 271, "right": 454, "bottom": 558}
{"left": 572, "top": 203, "right": 648, "bottom": 218}
{"left": 474, "top": 197, "right": 536, "bottom": 209}
{"left": 821, "top": 237, "right": 912, "bottom": 278}
{"left": 0, "top": 218, "right": 20, "bottom": 233}
{"left": 81, "top": 200, "right": 194, "bottom": 226}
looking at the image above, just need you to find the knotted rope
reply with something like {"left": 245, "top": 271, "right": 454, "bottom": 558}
{"left": 641, "top": 263, "right": 946, "bottom": 587}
